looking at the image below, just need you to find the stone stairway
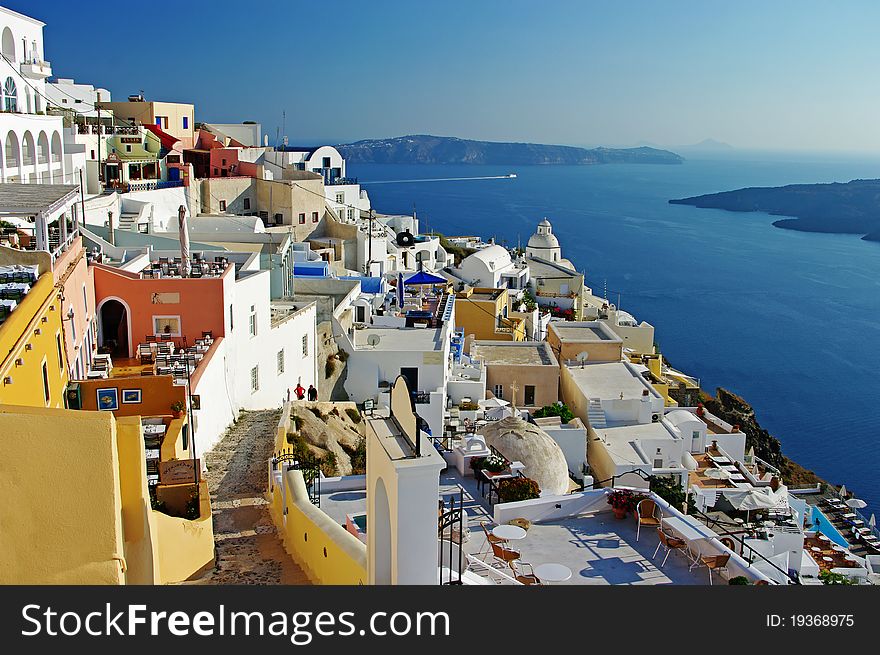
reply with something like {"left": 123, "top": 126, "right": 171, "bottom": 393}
{"left": 184, "top": 409, "right": 310, "bottom": 585}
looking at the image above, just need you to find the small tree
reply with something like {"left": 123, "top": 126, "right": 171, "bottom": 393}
{"left": 649, "top": 475, "right": 686, "bottom": 510}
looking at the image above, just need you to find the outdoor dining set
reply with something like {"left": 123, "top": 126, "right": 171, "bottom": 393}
{"left": 822, "top": 496, "right": 879, "bottom": 552}
{"left": 137, "top": 332, "right": 215, "bottom": 383}
{"left": 477, "top": 520, "right": 573, "bottom": 585}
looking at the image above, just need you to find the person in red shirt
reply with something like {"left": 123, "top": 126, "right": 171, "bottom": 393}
{"left": 294, "top": 383, "right": 306, "bottom": 400}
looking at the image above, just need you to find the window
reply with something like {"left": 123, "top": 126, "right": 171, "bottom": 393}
{"left": 524, "top": 385, "right": 535, "bottom": 406}
{"left": 250, "top": 365, "right": 259, "bottom": 392}
{"left": 335, "top": 193, "right": 344, "bottom": 204}
{"left": 82, "top": 285, "right": 89, "bottom": 319}
{"left": 55, "top": 333, "right": 64, "bottom": 371}
{"left": 298, "top": 213, "right": 306, "bottom": 224}
{"left": 243, "top": 198, "right": 250, "bottom": 210}
{"left": 221, "top": 158, "right": 226, "bottom": 166}
{"left": 277, "top": 349, "right": 285, "bottom": 374}
{"left": 229, "top": 304, "right": 234, "bottom": 330}
{"left": 90, "top": 149, "right": 95, "bottom": 159}
{"left": 213, "top": 168, "right": 218, "bottom": 175}
{"left": 42, "top": 361, "right": 50, "bottom": 404}
{"left": 274, "top": 213, "right": 282, "bottom": 224}
{"left": 312, "top": 211, "right": 319, "bottom": 223}
{"left": 155, "top": 116, "right": 168, "bottom": 129}
{"left": 493, "top": 385, "right": 504, "bottom": 399}
{"left": 182, "top": 116, "right": 189, "bottom": 129}
{"left": 302, "top": 334, "right": 309, "bottom": 357}
{"left": 125, "top": 145, "right": 131, "bottom": 152}
{"left": 322, "top": 156, "right": 331, "bottom": 168}
{"left": 3, "top": 77, "right": 17, "bottom": 112}
{"left": 347, "top": 208, "right": 354, "bottom": 221}
{"left": 153, "top": 316, "right": 181, "bottom": 336}
{"left": 249, "top": 305, "right": 257, "bottom": 336}
{"left": 219, "top": 200, "right": 226, "bottom": 211}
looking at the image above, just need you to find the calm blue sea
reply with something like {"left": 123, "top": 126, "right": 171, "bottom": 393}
{"left": 351, "top": 155, "right": 880, "bottom": 513}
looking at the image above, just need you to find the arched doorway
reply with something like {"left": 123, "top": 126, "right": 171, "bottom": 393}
{"left": 371, "top": 477, "right": 392, "bottom": 584}
{"left": 99, "top": 299, "right": 129, "bottom": 358}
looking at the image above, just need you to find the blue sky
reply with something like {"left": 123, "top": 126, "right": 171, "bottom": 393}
{"left": 15, "top": 0, "right": 880, "bottom": 151}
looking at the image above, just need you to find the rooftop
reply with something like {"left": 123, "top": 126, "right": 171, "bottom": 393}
{"left": 471, "top": 341, "right": 556, "bottom": 366}
{"left": 353, "top": 325, "right": 445, "bottom": 351}
{"left": 566, "top": 361, "right": 657, "bottom": 401}
{"left": 457, "top": 288, "right": 504, "bottom": 302}
{"left": 550, "top": 321, "right": 621, "bottom": 343}
{"left": 593, "top": 421, "right": 681, "bottom": 466}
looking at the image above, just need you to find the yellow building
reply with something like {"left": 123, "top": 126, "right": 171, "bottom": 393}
{"left": 0, "top": 272, "right": 68, "bottom": 408}
{"left": 454, "top": 287, "right": 526, "bottom": 341}
{"left": 0, "top": 404, "right": 214, "bottom": 584}
{"left": 98, "top": 98, "right": 195, "bottom": 148}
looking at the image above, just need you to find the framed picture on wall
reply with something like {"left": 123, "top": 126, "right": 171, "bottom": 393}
{"left": 122, "top": 389, "right": 142, "bottom": 404}
{"left": 96, "top": 388, "right": 119, "bottom": 411}
{"left": 190, "top": 395, "right": 201, "bottom": 410}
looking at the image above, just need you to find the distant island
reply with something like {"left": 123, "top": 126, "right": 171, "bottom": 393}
{"left": 337, "top": 134, "right": 684, "bottom": 166}
{"left": 670, "top": 178, "right": 880, "bottom": 242}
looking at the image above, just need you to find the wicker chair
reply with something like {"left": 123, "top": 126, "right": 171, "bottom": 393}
{"left": 490, "top": 540, "right": 521, "bottom": 566}
{"left": 635, "top": 499, "right": 662, "bottom": 541}
{"left": 508, "top": 560, "right": 540, "bottom": 585}
{"left": 652, "top": 527, "right": 687, "bottom": 566}
{"left": 699, "top": 553, "right": 731, "bottom": 585}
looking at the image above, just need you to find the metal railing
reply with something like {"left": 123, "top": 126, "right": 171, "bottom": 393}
{"left": 438, "top": 488, "right": 465, "bottom": 585}
{"left": 271, "top": 448, "right": 322, "bottom": 506}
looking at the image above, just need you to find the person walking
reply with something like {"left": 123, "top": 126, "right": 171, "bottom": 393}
{"left": 294, "top": 382, "right": 306, "bottom": 400}
{"left": 307, "top": 384, "right": 318, "bottom": 401}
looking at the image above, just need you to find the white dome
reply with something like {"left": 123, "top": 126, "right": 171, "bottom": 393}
{"left": 464, "top": 244, "right": 511, "bottom": 268}
{"left": 526, "top": 218, "right": 561, "bottom": 258}
{"left": 527, "top": 232, "right": 560, "bottom": 249}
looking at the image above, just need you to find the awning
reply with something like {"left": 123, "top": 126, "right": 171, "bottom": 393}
{"left": 404, "top": 271, "right": 446, "bottom": 285}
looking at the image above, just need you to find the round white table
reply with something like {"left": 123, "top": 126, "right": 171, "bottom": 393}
{"left": 534, "top": 563, "right": 572, "bottom": 584}
{"left": 492, "top": 524, "right": 527, "bottom": 541}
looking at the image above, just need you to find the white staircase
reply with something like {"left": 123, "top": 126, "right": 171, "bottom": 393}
{"left": 587, "top": 398, "right": 606, "bottom": 429}
{"left": 118, "top": 212, "right": 139, "bottom": 232}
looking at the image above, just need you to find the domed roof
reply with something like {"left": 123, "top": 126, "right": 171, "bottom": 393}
{"left": 478, "top": 416, "right": 569, "bottom": 496}
{"left": 465, "top": 244, "right": 512, "bottom": 267}
{"left": 527, "top": 231, "right": 560, "bottom": 250}
{"left": 538, "top": 218, "right": 552, "bottom": 228}
{"left": 666, "top": 410, "right": 701, "bottom": 428}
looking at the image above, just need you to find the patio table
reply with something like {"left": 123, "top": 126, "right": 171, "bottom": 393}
{"left": 534, "top": 563, "right": 572, "bottom": 584}
{"left": 492, "top": 525, "right": 527, "bottom": 541}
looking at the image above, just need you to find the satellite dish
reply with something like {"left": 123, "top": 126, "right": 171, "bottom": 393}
{"left": 367, "top": 334, "right": 382, "bottom": 348}
{"left": 396, "top": 229, "right": 415, "bottom": 247}
{"left": 576, "top": 351, "right": 589, "bottom": 367}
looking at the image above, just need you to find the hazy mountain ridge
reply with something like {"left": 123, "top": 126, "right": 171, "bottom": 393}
{"left": 670, "top": 178, "right": 880, "bottom": 241}
{"left": 337, "top": 134, "right": 684, "bottom": 165}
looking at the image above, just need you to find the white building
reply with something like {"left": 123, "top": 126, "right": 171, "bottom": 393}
{"left": 526, "top": 218, "right": 573, "bottom": 268}
{"left": 0, "top": 6, "right": 85, "bottom": 185}
{"left": 45, "top": 78, "right": 110, "bottom": 117}
{"left": 455, "top": 244, "right": 529, "bottom": 291}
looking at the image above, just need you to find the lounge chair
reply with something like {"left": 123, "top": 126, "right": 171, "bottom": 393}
{"left": 635, "top": 498, "right": 662, "bottom": 541}
{"left": 652, "top": 528, "right": 687, "bottom": 566}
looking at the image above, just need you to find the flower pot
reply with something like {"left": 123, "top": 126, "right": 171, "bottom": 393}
{"left": 172, "top": 410, "right": 183, "bottom": 419}
{"left": 612, "top": 507, "right": 627, "bottom": 520}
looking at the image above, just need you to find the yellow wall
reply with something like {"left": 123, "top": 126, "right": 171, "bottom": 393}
{"left": 115, "top": 415, "right": 214, "bottom": 584}
{"left": 0, "top": 405, "right": 125, "bottom": 584}
{"left": 455, "top": 288, "right": 525, "bottom": 341}
{"left": 0, "top": 274, "right": 69, "bottom": 408}
{"left": 269, "top": 469, "right": 367, "bottom": 585}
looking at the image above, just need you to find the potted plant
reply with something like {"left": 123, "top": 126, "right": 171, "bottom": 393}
{"left": 170, "top": 400, "right": 186, "bottom": 418}
{"left": 607, "top": 489, "right": 645, "bottom": 519}
{"left": 497, "top": 477, "right": 541, "bottom": 503}
{"left": 480, "top": 454, "right": 508, "bottom": 474}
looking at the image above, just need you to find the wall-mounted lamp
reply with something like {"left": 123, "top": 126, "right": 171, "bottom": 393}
{"left": 33, "top": 328, "right": 42, "bottom": 335}
{"left": 14, "top": 358, "right": 24, "bottom": 366}
{"left": 24, "top": 344, "right": 33, "bottom": 351}
{"left": 41, "top": 316, "right": 48, "bottom": 323}
{"left": 3, "top": 376, "right": 12, "bottom": 385}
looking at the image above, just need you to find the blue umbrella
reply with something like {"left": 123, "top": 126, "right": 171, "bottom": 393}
{"left": 404, "top": 270, "right": 447, "bottom": 286}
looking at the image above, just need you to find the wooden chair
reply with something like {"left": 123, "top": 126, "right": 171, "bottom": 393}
{"left": 652, "top": 527, "right": 687, "bottom": 566}
{"left": 508, "top": 560, "right": 540, "bottom": 585}
{"left": 699, "top": 553, "right": 731, "bottom": 585}
{"left": 635, "top": 499, "right": 662, "bottom": 541}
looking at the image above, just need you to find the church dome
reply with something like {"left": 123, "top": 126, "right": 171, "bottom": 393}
{"left": 478, "top": 416, "right": 569, "bottom": 496}
{"left": 526, "top": 218, "right": 561, "bottom": 260}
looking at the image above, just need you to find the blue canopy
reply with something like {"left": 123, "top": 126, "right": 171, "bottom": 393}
{"left": 404, "top": 271, "right": 446, "bottom": 286}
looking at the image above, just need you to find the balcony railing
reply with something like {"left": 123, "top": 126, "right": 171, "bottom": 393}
{"left": 330, "top": 176, "right": 358, "bottom": 185}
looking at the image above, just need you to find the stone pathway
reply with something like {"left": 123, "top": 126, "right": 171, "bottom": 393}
{"left": 187, "top": 409, "right": 310, "bottom": 585}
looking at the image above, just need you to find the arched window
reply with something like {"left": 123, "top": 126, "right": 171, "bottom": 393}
{"left": 1, "top": 28, "right": 14, "bottom": 62}
{"left": 3, "top": 77, "right": 17, "bottom": 112}
{"left": 4, "top": 131, "right": 20, "bottom": 168}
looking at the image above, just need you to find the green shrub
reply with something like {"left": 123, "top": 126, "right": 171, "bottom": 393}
{"left": 728, "top": 576, "right": 750, "bottom": 585}
{"left": 325, "top": 357, "right": 336, "bottom": 378}
{"left": 497, "top": 477, "right": 541, "bottom": 503}
{"left": 342, "top": 438, "right": 367, "bottom": 474}
{"left": 345, "top": 407, "right": 362, "bottom": 423}
{"left": 532, "top": 403, "right": 574, "bottom": 424}
{"left": 819, "top": 570, "right": 854, "bottom": 585}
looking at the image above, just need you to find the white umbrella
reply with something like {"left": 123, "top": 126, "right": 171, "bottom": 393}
{"left": 846, "top": 498, "right": 867, "bottom": 509}
{"left": 705, "top": 468, "right": 731, "bottom": 480}
{"left": 869, "top": 514, "right": 876, "bottom": 529}
{"left": 178, "top": 205, "right": 191, "bottom": 278}
{"left": 479, "top": 397, "right": 510, "bottom": 409}
{"left": 838, "top": 484, "right": 847, "bottom": 499}
{"left": 485, "top": 405, "right": 513, "bottom": 421}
